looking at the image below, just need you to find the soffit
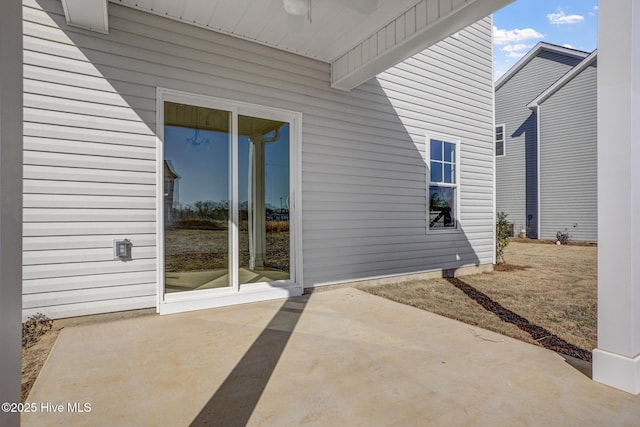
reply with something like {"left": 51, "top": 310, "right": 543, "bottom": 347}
{"left": 112, "top": 0, "right": 420, "bottom": 62}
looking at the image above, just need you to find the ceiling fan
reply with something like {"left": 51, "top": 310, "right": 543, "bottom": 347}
{"left": 282, "top": 0, "right": 379, "bottom": 32}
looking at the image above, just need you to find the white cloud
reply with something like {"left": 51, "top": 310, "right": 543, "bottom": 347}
{"left": 493, "top": 26, "right": 543, "bottom": 45}
{"left": 548, "top": 9, "right": 584, "bottom": 25}
{"left": 594, "top": 5, "right": 598, "bottom": 10}
{"left": 505, "top": 51, "right": 526, "bottom": 59}
{"left": 501, "top": 44, "right": 530, "bottom": 53}
{"left": 562, "top": 43, "right": 574, "bottom": 49}
{"left": 589, "top": 5, "right": 598, "bottom": 16}
{"left": 501, "top": 43, "right": 530, "bottom": 59}
{"left": 494, "top": 69, "right": 506, "bottom": 81}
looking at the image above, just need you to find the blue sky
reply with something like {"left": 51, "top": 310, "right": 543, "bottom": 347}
{"left": 165, "top": 125, "right": 290, "bottom": 208}
{"left": 493, "top": 0, "right": 598, "bottom": 80}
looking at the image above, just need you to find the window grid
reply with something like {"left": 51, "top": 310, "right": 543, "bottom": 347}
{"left": 428, "top": 137, "right": 458, "bottom": 230}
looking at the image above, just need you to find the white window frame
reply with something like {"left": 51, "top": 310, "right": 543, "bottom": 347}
{"left": 156, "top": 88, "right": 304, "bottom": 315}
{"left": 495, "top": 123, "right": 506, "bottom": 157}
{"left": 426, "top": 133, "right": 461, "bottom": 233}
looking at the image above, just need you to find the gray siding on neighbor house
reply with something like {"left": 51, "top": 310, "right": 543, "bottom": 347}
{"left": 538, "top": 63, "right": 598, "bottom": 242}
{"left": 495, "top": 50, "right": 583, "bottom": 237}
{"left": 23, "top": 0, "right": 494, "bottom": 318}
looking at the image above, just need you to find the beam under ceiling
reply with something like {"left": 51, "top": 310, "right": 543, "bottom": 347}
{"left": 331, "top": 0, "right": 514, "bottom": 91}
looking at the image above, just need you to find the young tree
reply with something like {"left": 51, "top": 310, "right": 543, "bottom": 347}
{"left": 496, "top": 211, "right": 511, "bottom": 264}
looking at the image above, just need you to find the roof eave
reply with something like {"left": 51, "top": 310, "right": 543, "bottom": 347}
{"left": 526, "top": 49, "right": 598, "bottom": 110}
{"left": 496, "top": 42, "right": 590, "bottom": 92}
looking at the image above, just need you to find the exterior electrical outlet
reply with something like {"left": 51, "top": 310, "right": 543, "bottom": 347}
{"left": 114, "top": 239, "right": 132, "bottom": 260}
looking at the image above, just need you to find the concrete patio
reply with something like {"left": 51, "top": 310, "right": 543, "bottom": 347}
{"left": 24, "top": 287, "right": 640, "bottom": 426}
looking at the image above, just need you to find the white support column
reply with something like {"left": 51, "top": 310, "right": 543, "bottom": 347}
{"left": 592, "top": 0, "right": 640, "bottom": 394}
{"left": 249, "top": 134, "right": 266, "bottom": 270}
{"left": 0, "top": 0, "right": 23, "bottom": 424}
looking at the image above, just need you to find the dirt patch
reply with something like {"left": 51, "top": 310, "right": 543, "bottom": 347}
{"left": 21, "top": 326, "right": 62, "bottom": 402}
{"left": 360, "top": 240, "right": 597, "bottom": 361}
{"left": 494, "top": 263, "right": 530, "bottom": 272}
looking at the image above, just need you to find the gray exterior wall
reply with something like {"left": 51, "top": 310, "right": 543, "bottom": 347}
{"left": 23, "top": 0, "right": 494, "bottom": 318}
{"left": 495, "top": 50, "right": 583, "bottom": 237}
{"left": 538, "top": 62, "right": 598, "bottom": 242}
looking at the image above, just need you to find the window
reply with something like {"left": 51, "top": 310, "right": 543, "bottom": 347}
{"left": 428, "top": 137, "right": 458, "bottom": 230}
{"left": 495, "top": 124, "right": 505, "bottom": 156}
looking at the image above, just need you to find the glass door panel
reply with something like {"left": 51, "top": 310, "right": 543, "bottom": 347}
{"left": 238, "top": 115, "right": 290, "bottom": 284}
{"left": 164, "top": 102, "right": 231, "bottom": 293}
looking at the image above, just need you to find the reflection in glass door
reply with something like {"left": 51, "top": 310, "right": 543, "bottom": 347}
{"left": 164, "top": 102, "right": 231, "bottom": 293}
{"left": 238, "top": 116, "right": 290, "bottom": 284}
{"left": 163, "top": 101, "right": 291, "bottom": 297}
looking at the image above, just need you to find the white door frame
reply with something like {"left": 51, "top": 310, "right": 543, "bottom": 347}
{"left": 155, "top": 88, "right": 303, "bottom": 315}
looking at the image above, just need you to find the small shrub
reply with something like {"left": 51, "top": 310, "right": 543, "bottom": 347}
{"left": 22, "top": 313, "right": 53, "bottom": 348}
{"left": 496, "top": 211, "right": 511, "bottom": 264}
{"left": 556, "top": 230, "right": 571, "bottom": 245}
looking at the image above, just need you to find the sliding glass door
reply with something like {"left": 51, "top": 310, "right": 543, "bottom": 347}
{"left": 161, "top": 95, "right": 294, "bottom": 302}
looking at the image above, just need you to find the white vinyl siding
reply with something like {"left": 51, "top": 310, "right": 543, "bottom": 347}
{"left": 23, "top": 0, "right": 494, "bottom": 318}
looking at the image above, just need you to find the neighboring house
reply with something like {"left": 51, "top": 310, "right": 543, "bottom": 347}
{"left": 528, "top": 50, "right": 598, "bottom": 242}
{"left": 22, "top": 0, "right": 509, "bottom": 319}
{"left": 495, "top": 42, "right": 597, "bottom": 242}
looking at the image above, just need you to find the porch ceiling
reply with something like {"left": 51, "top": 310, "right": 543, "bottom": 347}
{"left": 115, "top": 0, "right": 421, "bottom": 63}
{"left": 64, "top": 0, "right": 514, "bottom": 90}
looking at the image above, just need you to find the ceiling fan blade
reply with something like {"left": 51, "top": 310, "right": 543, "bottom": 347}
{"left": 344, "top": 0, "right": 378, "bottom": 14}
{"left": 287, "top": 14, "right": 305, "bottom": 32}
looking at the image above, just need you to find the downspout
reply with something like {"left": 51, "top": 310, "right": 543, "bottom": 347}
{"left": 491, "top": 15, "right": 497, "bottom": 265}
{"left": 526, "top": 98, "right": 542, "bottom": 240}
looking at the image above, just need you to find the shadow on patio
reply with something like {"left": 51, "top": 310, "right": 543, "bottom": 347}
{"left": 23, "top": 287, "right": 640, "bottom": 426}
{"left": 190, "top": 296, "right": 308, "bottom": 426}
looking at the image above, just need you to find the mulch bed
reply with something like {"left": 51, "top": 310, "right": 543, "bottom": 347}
{"left": 510, "top": 237, "right": 597, "bottom": 247}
